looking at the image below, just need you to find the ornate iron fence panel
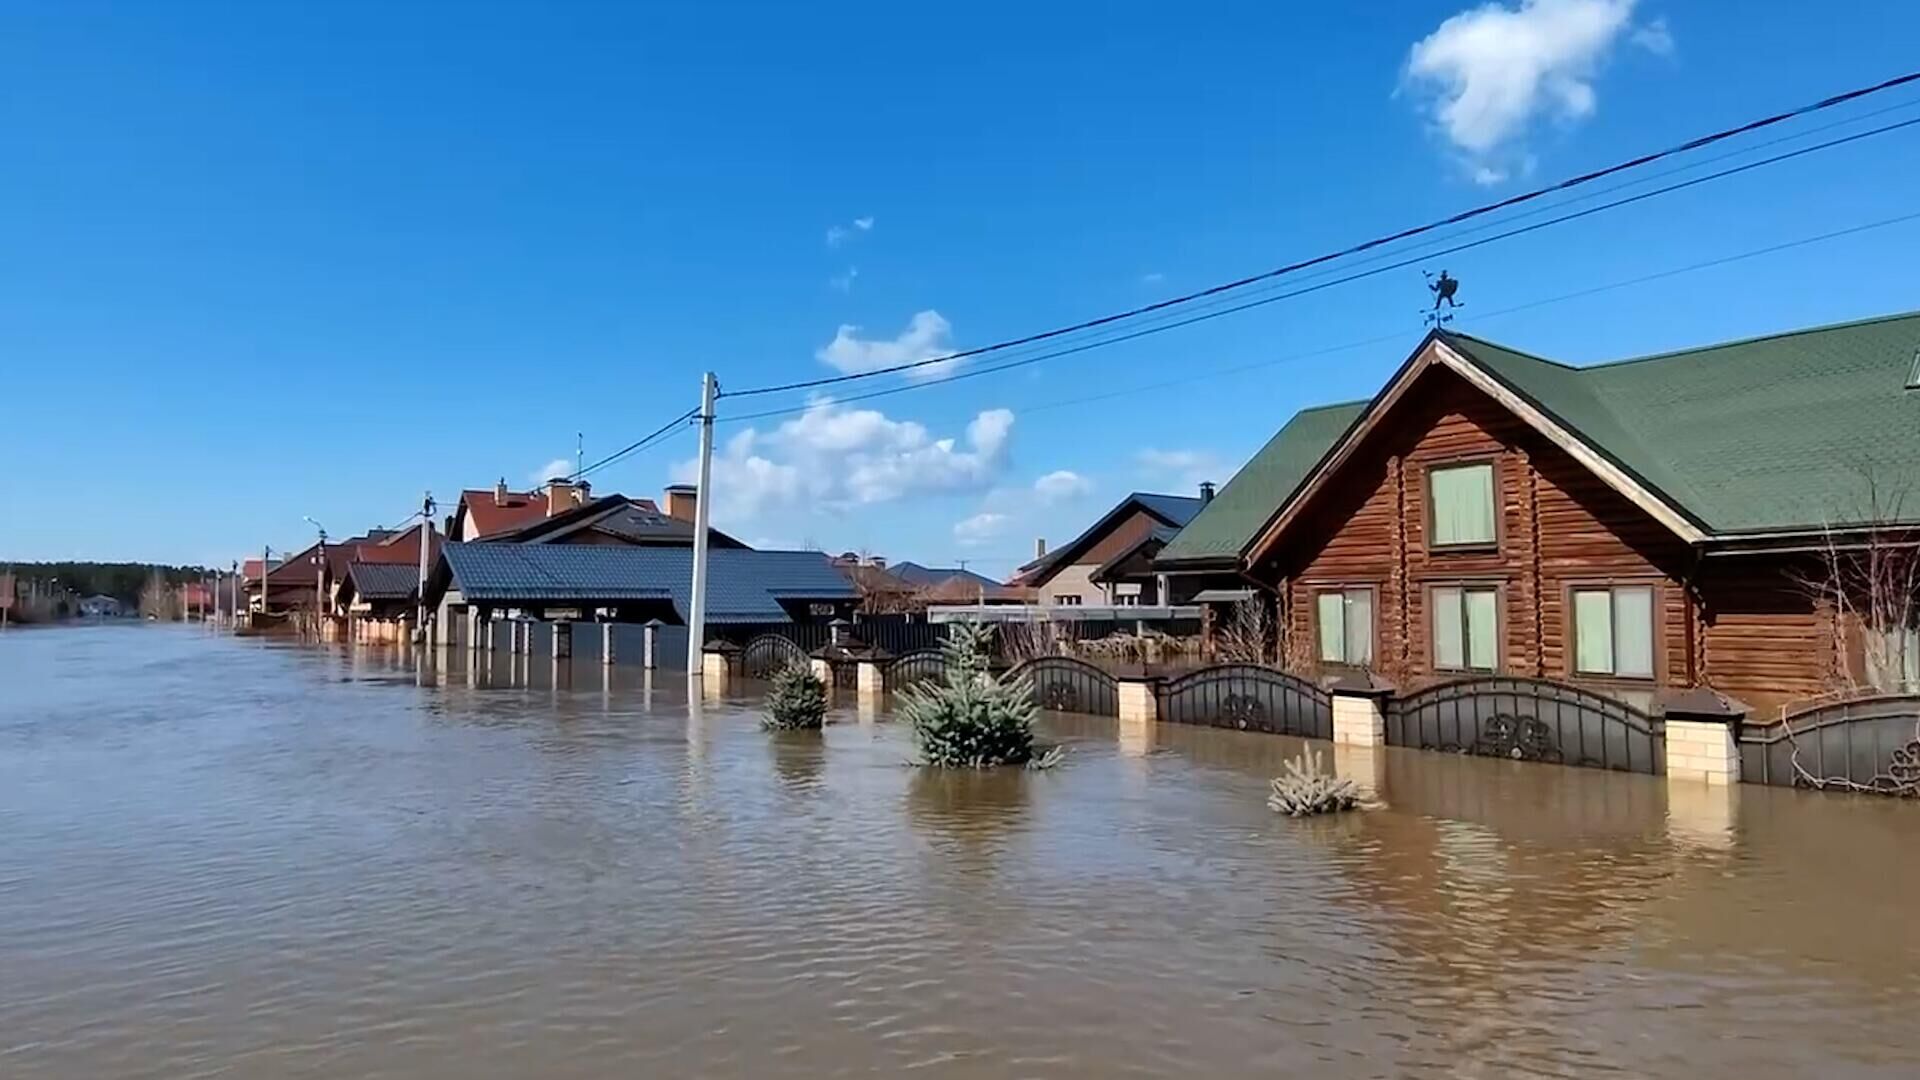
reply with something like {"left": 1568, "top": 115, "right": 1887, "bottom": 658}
{"left": 890, "top": 647, "right": 948, "bottom": 689}
{"left": 1739, "top": 696, "right": 1920, "bottom": 795}
{"left": 1386, "top": 677, "right": 1663, "bottom": 774}
{"left": 741, "top": 633, "right": 810, "bottom": 680}
{"left": 1008, "top": 656, "right": 1119, "bottom": 717}
{"left": 1156, "top": 664, "right": 1332, "bottom": 738}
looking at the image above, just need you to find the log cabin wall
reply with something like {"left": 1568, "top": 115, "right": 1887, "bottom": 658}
{"left": 1256, "top": 365, "right": 1838, "bottom": 702}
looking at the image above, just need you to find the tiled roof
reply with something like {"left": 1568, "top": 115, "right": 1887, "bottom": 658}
{"left": 459, "top": 488, "right": 550, "bottom": 538}
{"left": 439, "top": 543, "right": 856, "bottom": 622}
{"left": 889, "top": 561, "right": 1002, "bottom": 589}
{"left": 346, "top": 562, "right": 421, "bottom": 600}
{"left": 1158, "top": 310, "right": 1920, "bottom": 565}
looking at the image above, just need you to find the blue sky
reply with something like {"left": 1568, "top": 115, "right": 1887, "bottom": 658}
{"left": 4, "top": 0, "right": 1918, "bottom": 572}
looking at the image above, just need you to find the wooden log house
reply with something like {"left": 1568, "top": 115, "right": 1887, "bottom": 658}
{"left": 1156, "top": 311, "right": 1920, "bottom": 715}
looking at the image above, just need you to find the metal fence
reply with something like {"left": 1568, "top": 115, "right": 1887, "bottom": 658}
{"left": 740, "top": 633, "right": 810, "bottom": 679}
{"left": 1385, "top": 676, "right": 1665, "bottom": 775}
{"left": 1008, "top": 656, "right": 1119, "bottom": 717}
{"left": 889, "top": 647, "right": 948, "bottom": 689}
{"left": 1156, "top": 664, "right": 1332, "bottom": 739}
{"left": 1740, "top": 695, "right": 1920, "bottom": 795}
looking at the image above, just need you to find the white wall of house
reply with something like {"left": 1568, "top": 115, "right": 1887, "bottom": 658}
{"left": 1036, "top": 564, "right": 1104, "bottom": 606}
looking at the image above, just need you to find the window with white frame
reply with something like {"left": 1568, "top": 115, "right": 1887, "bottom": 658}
{"left": 1571, "top": 585, "right": 1655, "bottom": 679}
{"left": 1315, "top": 587, "right": 1374, "bottom": 666}
{"left": 1053, "top": 594, "right": 1083, "bottom": 606}
{"left": 1429, "top": 462, "right": 1497, "bottom": 548}
{"left": 1432, "top": 584, "right": 1500, "bottom": 672}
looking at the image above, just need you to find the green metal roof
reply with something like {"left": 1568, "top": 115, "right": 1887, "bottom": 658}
{"left": 1158, "top": 310, "right": 1920, "bottom": 566}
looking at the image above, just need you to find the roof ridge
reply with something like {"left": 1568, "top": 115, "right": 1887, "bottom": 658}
{"left": 1443, "top": 331, "right": 1582, "bottom": 370}
{"left": 1461, "top": 309, "right": 1920, "bottom": 375}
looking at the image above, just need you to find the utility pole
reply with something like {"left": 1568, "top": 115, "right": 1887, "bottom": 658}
{"left": 230, "top": 561, "right": 239, "bottom": 630}
{"left": 686, "top": 371, "right": 718, "bottom": 674}
{"left": 416, "top": 491, "right": 435, "bottom": 645}
{"left": 303, "top": 518, "right": 328, "bottom": 642}
{"left": 259, "top": 544, "right": 270, "bottom": 625}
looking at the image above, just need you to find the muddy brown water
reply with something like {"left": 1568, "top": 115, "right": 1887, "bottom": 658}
{"left": 3, "top": 624, "right": 1919, "bottom": 1078}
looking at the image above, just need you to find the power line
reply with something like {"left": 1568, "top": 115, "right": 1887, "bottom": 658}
{"left": 720, "top": 69, "right": 1920, "bottom": 400}
{"left": 1015, "top": 208, "right": 1920, "bottom": 418}
{"left": 716, "top": 116, "right": 1920, "bottom": 427}
{"left": 570, "top": 407, "right": 698, "bottom": 481}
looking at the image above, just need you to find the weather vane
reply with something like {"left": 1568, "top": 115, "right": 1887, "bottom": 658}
{"left": 1423, "top": 269, "right": 1463, "bottom": 328}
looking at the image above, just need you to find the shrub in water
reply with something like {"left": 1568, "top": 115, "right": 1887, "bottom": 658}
{"left": 897, "top": 622, "right": 1040, "bottom": 767}
{"left": 763, "top": 664, "right": 827, "bottom": 731}
{"left": 1266, "top": 747, "right": 1359, "bottom": 816}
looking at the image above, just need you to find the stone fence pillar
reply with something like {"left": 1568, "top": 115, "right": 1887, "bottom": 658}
{"left": 701, "top": 640, "right": 739, "bottom": 692}
{"left": 856, "top": 658, "right": 887, "bottom": 698}
{"left": 1662, "top": 689, "right": 1746, "bottom": 786}
{"left": 1117, "top": 675, "right": 1159, "bottom": 724}
{"left": 1330, "top": 677, "right": 1391, "bottom": 748}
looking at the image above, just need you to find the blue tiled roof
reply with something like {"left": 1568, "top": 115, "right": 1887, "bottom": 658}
{"left": 347, "top": 562, "right": 421, "bottom": 600}
{"left": 440, "top": 543, "right": 855, "bottom": 622}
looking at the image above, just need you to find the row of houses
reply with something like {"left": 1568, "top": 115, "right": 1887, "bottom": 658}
{"left": 245, "top": 309, "right": 1919, "bottom": 712}
{"left": 1007, "top": 311, "right": 1920, "bottom": 714}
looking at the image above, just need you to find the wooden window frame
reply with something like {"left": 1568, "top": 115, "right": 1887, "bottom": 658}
{"left": 1425, "top": 579, "right": 1506, "bottom": 675}
{"left": 1309, "top": 583, "right": 1380, "bottom": 669}
{"left": 1563, "top": 578, "right": 1665, "bottom": 685}
{"left": 1424, "top": 455, "right": 1503, "bottom": 555}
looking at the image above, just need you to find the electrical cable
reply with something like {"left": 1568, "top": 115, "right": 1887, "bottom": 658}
{"left": 720, "top": 69, "right": 1920, "bottom": 399}
{"left": 570, "top": 407, "right": 698, "bottom": 481}
{"left": 717, "top": 116, "right": 1920, "bottom": 427}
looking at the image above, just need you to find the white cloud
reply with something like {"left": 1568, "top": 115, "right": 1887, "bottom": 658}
{"left": 1136, "top": 447, "right": 1227, "bottom": 493}
{"left": 953, "top": 511, "right": 1009, "bottom": 546}
{"left": 816, "top": 309, "right": 958, "bottom": 379}
{"left": 1405, "top": 0, "right": 1662, "bottom": 179}
{"left": 829, "top": 266, "right": 859, "bottom": 293}
{"left": 529, "top": 458, "right": 572, "bottom": 484}
{"left": 1631, "top": 16, "right": 1673, "bottom": 56}
{"left": 826, "top": 215, "right": 875, "bottom": 248}
{"left": 673, "top": 399, "right": 1014, "bottom": 525}
{"left": 1033, "top": 469, "right": 1093, "bottom": 504}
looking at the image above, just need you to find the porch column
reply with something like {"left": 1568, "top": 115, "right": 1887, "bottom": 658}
{"left": 1330, "top": 677, "right": 1390, "bottom": 748}
{"left": 466, "top": 606, "right": 482, "bottom": 652}
{"left": 552, "top": 621, "right": 572, "bottom": 659}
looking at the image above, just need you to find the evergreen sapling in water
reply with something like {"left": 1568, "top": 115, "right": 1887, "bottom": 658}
{"left": 763, "top": 664, "right": 827, "bottom": 731}
{"left": 896, "top": 622, "right": 1043, "bottom": 768}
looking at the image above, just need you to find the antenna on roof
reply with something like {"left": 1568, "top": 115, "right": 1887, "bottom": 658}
{"left": 1423, "top": 269, "right": 1463, "bottom": 328}
{"left": 576, "top": 432, "right": 584, "bottom": 478}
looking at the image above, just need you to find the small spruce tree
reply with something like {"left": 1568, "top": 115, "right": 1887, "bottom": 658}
{"left": 896, "top": 622, "right": 1040, "bottom": 767}
{"left": 764, "top": 664, "right": 827, "bottom": 731}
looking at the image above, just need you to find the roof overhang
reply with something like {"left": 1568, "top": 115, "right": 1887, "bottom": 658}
{"left": 1247, "top": 335, "right": 1708, "bottom": 565}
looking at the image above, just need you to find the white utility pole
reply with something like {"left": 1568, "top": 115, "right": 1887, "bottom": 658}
{"left": 416, "top": 491, "right": 435, "bottom": 645}
{"left": 686, "top": 371, "right": 718, "bottom": 674}
{"left": 230, "top": 561, "right": 239, "bottom": 629}
{"left": 259, "top": 545, "right": 270, "bottom": 622}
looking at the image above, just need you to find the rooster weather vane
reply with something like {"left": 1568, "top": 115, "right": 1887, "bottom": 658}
{"left": 1423, "top": 270, "right": 1463, "bottom": 328}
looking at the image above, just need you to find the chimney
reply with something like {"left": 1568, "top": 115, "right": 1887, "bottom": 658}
{"left": 544, "top": 477, "right": 579, "bottom": 517}
{"left": 665, "top": 483, "right": 698, "bottom": 522}
{"left": 1035, "top": 537, "right": 1048, "bottom": 559}
{"left": 493, "top": 477, "right": 509, "bottom": 507}
{"left": 1199, "top": 481, "right": 1216, "bottom": 504}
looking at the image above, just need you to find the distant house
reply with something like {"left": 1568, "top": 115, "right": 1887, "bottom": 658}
{"left": 1154, "top": 312, "right": 1920, "bottom": 711}
{"left": 78, "top": 595, "right": 122, "bottom": 618}
{"left": 447, "top": 478, "right": 578, "bottom": 541}
{"left": 838, "top": 556, "right": 1027, "bottom": 611}
{"left": 1010, "top": 490, "right": 1209, "bottom": 606}
{"left": 425, "top": 544, "right": 858, "bottom": 636}
{"left": 480, "top": 487, "right": 747, "bottom": 549}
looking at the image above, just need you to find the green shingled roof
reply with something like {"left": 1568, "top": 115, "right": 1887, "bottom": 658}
{"left": 1158, "top": 310, "right": 1920, "bottom": 566}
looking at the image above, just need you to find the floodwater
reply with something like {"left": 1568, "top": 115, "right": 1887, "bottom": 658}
{"left": 4, "top": 625, "right": 1919, "bottom": 1078}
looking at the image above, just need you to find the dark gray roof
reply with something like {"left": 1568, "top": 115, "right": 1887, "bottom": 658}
{"left": 889, "top": 561, "right": 1002, "bottom": 589}
{"left": 1017, "top": 492, "right": 1206, "bottom": 580}
{"left": 438, "top": 543, "right": 855, "bottom": 623}
{"left": 346, "top": 562, "right": 420, "bottom": 600}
